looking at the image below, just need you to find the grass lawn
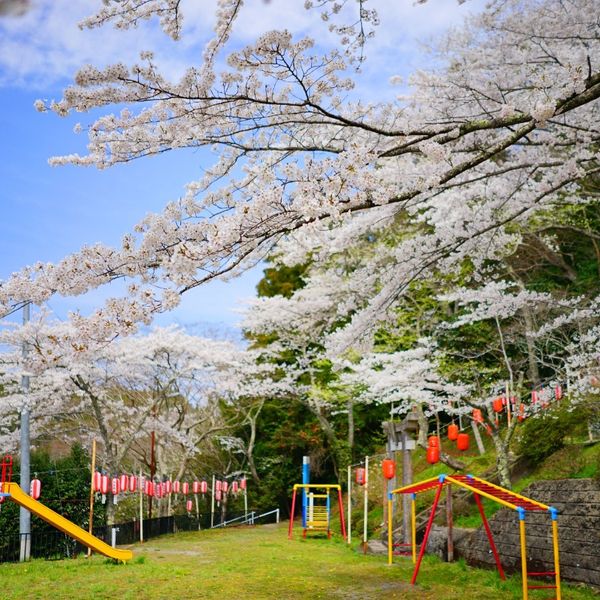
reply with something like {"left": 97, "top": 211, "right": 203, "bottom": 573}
{"left": 0, "top": 524, "right": 598, "bottom": 599}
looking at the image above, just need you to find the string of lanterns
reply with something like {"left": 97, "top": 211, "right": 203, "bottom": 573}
{"left": 425, "top": 383, "right": 565, "bottom": 464}
{"left": 92, "top": 473, "right": 247, "bottom": 511}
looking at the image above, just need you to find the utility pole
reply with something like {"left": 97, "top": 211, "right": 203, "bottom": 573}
{"left": 20, "top": 302, "right": 31, "bottom": 562}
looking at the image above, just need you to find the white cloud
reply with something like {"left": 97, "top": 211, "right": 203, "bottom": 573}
{"left": 0, "top": 0, "right": 487, "bottom": 90}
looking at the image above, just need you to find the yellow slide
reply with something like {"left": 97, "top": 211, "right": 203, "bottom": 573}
{"left": 2, "top": 482, "right": 133, "bottom": 562}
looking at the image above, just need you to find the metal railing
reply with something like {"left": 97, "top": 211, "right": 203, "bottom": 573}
{"left": 212, "top": 508, "right": 279, "bottom": 528}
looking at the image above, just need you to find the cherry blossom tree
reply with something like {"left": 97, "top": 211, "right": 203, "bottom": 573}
{"left": 0, "top": 315, "right": 280, "bottom": 518}
{"left": 0, "top": 0, "right": 596, "bottom": 359}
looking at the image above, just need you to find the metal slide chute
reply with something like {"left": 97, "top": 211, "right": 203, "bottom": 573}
{"left": 2, "top": 482, "right": 133, "bottom": 562}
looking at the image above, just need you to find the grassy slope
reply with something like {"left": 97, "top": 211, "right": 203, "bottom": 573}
{"left": 0, "top": 524, "right": 598, "bottom": 599}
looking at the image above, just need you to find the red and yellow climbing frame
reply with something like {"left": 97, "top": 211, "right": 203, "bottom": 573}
{"left": 387, "top": 474, "right": 562, "bottom": 600}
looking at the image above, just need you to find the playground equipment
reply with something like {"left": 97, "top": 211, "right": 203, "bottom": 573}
{"left": 1, "top": 455, "right": 133, "bottom": 562}
{"left": 387, "top": 473, "right": 562, "bottom": 600}
{"left": 288, "top": 484, "right": 347, "bottom": 541}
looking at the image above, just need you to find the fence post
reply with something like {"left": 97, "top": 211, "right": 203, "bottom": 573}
{"left": 276, "top": 508, "right": 280, "bottom": 524}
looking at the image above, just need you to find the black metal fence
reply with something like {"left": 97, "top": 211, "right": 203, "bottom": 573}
{"left": 0, "top": 514, "right": 203, "bottom": 564}
{"left": 0, "top": 509, "right": 276, "bottom": 564}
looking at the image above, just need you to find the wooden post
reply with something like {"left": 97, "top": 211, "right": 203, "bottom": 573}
{"left": 446, "top": 484, "right": 454, "bottom": 562}
{"left": 347, "top": 465, "right": 352, "bottom": 545}
{"left": 87, "top": 440, "right": 97, "bottom": 558}
{"left": 402, "top": 429, "right": 412, "bottom": 546}
{"left": 139, "top": 470, "right": 144, "bottom": 542}
{"left": 210, "top": 475, "right": 216, "bottom": 528}
{"left": 363, "top": 455, "right": 369, "bottom": 554}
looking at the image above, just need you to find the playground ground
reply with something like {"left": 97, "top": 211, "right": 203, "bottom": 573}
{"left": 0, "top": 523, "right": 598, "bottom": 599}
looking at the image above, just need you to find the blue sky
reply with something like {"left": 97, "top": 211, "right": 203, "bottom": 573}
{"left": 0, "top": 0, "right": 485, "bottom": 334}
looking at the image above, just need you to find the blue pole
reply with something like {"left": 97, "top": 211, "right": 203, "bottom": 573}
{"left": 302, "top": 456, "right": 310, "bottom": 528}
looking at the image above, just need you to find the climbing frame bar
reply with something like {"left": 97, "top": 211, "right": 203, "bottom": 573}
{"left": 390, "top": 473, "right": 562, "bottom": 600}
{"left": 518, "top": 508, "right": 528, "bottom": 600}
{"left": 474, "top": 493, "right": 505, "bottom": 580}
{"left": 410, "top": 479, "right": 445, "bottom": 585}
{"left": 411, "top": 493, "right": 417, "bottom": 564}
{"left": 550, "top": 508, "right": 562, "bottom": 600}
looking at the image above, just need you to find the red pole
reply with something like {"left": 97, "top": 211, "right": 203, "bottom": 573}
{"left": 288, "top": 487, "right": 297, "bottom": 539}
{"left": 474, "top": 493, "right": 506, "bottom": 580}
{"left": 337, "top": 487, "right": 347, "bottom": 541}
{"left": 411, "top": 480, "right": 444, "bottom": 585}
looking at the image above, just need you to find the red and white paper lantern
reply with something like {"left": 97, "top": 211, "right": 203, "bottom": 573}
{"left": 30, "top": 478, "right": 41, "bottom": 500}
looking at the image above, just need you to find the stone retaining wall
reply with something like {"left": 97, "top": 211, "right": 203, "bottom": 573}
{"left": 466, "top": 478, "right": 600, "bottom": 587}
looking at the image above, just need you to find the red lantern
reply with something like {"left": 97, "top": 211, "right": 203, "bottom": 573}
{"left": 101, "top": 474, "right": 109, "bottom": 495}
{"left": 129, "top": 475, "right": 137, "bottom": 493}
{"left": 93, "top": 471, "right": 102, "bottom": 493}
{"left": 156, "top": 483, "right": 163, "bottom": 499}
{"left": 112, "top": 477, "right": 120, "bottom": 495}
{"left": 382, "top": 459, "right": 396, "bottom": 480}
{"left": 472, "top": 409, "right": 483, "bottom": 423}
{"left": 428, "top": 436, "right": 440, "bottom": 448}
{"left": 30, "top": 478, "right": 41, "bottom": 500}
{"left": 426, "top": 446, "right": 440, "bottom": 465}
{"left": 215, "top": 489, "right": 222, "bottom": 502}
{"left": 165, "top": 480, "right": 172, "bottom": 494}
{"left": 355, "top": 467, "right": 366, "bottom": 486}
{"left": 555, "top": 385, "right": 562, "bottom": 400}
{"left": 456, "top": 433, "right": 469, "bottom": 451}
{"left": 493, "top": 398, "right": 504, "bottom": 413}
{"left": 531, "top": 390, "right": 538, "bottom": 404}
{"left": 216, "top": 480, "right": 222, "bottom": 492}
{"left": 201, "top": 480, "right": 208, "bottom": 494}
{"left": 182, "top": 482, "right": 190, "bottom": 495}
{"left": 193, "top": 481, "right": 200, "bottom": 494}
{"left": 221, "top": 481, "right": 228, "bottom": 494}
{"left": 518, "top": 403, "right": 525, "bottom": 422}
{"left": 145, "top": 480, "right": 153, "bottom": 496}
{"left": 186, "top": 499, "right": 193, "bottom": 512}
{"left": 240, "top": 478, "right": 246, "bottom": 491}
{"left": 232, "top": 481, "right": 239, "bottom": 494}
{"left": 119, "top": 474, "right": 128, "bottom": 493}
{"left": 173, "top": 480, "right": 181, "bottom": 494}
{"left": 447, "top": 424, "right": 459, "bottom": 441}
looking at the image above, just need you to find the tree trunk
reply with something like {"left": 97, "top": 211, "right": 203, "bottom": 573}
{"left": 521, "top": 304, "right": 541, "bottom": 386}
{"left": 491, "top": 432, "right": 512, "bottom": 489}
{"left": 347, "top": 398, "right": 355, "bottom": 457}
{"left": 471, "top": 421, "right": 486, "bottom": 455}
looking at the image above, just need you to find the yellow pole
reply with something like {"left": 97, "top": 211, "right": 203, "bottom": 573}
{"left": 387, "top": 495, "right": 393, "bottom": 566}
{"left": 411, "top": 493, "right": 417, "bottom": 564}
{"left": 87, "top": 439, "right": 97, "bottom": 558}
{"left": 551, "top": 514, "right": 561, "bottom": 600}
{"left": 519, "top": 510, "right": 528, "bottom": 600}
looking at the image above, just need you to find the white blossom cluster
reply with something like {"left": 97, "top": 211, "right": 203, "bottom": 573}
{"left": 0, "top": 317, "right": 284, "bottom": 473}
{"left": 0, "top": 0, "right": 598, "bottom": 397}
